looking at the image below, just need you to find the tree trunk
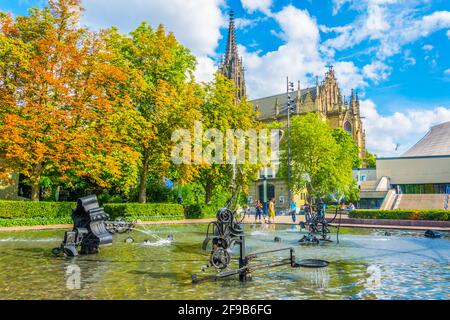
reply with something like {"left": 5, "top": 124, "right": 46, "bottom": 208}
{"left": 306, "top": 183, "right": 314, "bottom": 205}
{"left": 205, "top": 183, "right": 213, "bottom": 205}
{"left": 138, "top": 152, "right": 149, "bottom": 204}
{"left": 31, "top": 182, "right": 40, "bottom": 202}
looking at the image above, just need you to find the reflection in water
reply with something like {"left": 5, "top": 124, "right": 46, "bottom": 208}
{"left": 0, "top": 225, "right": 448, "bottom": 299}
{"left": 66, "top": 264, "right": 81, "bottom": 290}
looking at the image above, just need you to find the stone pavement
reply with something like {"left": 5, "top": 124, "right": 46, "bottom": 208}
{"left": 1, "top": 214, "right": 449, "bottom": 232}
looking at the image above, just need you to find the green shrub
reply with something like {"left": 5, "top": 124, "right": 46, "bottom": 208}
{"left": 104, "top": 203, "right": 184, "bottom": 220}
{"left": 349, "top": 209, "right": 449, "bottom": 221}
{"left": 184, "top": 204, "right": 218, "bottom": 219}
{"left": 0, "top": 200, "right": 185, "bottom": 227}
{"left": 0, "top": 200, "right": 75, "bottom": 219}
{"left": 0, "top": 217, "right": 72, "bottom": 227}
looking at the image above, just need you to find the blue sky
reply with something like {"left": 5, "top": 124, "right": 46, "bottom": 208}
{"left": 1, "top": 0, "right": 450, "bottom": 156}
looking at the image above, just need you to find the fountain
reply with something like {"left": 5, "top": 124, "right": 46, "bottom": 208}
{"left": 193, "top": 184, "right": 328, "bottom": 283}
{"left": 52, "top": 195, "right": 137, "bottom": 257}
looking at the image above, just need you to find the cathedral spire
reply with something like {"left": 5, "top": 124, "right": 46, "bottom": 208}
{"left": 219, "top": 9, "right": 246, "bottom": 102}
{"left": 225, "top": 10, "right": 238, "bottom": 61}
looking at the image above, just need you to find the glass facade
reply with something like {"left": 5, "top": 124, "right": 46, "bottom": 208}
{"left": 358, "top": 198, "right": 384, "bottom": 209}
{"left": 393, "top": 183, "right": 450, "bottom": 194}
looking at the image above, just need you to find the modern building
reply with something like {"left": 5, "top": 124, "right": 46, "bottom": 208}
{"left": 358, "top": 121, "right": 450, "bottom": 210}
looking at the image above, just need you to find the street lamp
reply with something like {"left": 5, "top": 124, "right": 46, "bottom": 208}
{"left": 263, "top": 167, "right": 268, "bottom": 216}
{"left": 286, "top": 77, "right": 295, "bottom": 210}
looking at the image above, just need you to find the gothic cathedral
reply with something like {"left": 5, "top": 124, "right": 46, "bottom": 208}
{"left": 218, "top": 11, "right": 366, "bottom": 161}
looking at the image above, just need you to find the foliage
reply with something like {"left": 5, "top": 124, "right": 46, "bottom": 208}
{"left": 279, "top": 113, "right": 356, "bottom": 202}
{"left": 349, "top": 209, "right": 449, "bottom": 221}
{"left": 365, "top": 150, "right": 377, "bottom": 168}
{"left": 104, "top": 203, "right": 184, "bottom": 220}
{"left": 0, "top": 200, "right": 75, "bottom": 219}
{"left": 0, "top": 217, "right": 72, "bottom": 227}
{"left": 332, "top": 128, "right": 361, "bottom": 168}
{"left": 107, "top": 23, "right": 201, "bottom": 203}
{"left": 0, "top": 0, "right": 140, "bottom": 201}
{"left": 193, "top": 73, "right": 263, "bottom": 204}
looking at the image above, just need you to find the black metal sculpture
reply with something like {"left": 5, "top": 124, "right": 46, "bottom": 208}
{"left": 194, "top": 192, "right": 306, "bottom": 283}
{"left": 299, "top": 200, "right": 343, "bottom": 245}
{"left": 52, "top": 195, "right": 112, "bottom": 256}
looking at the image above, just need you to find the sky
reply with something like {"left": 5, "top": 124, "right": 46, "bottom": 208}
{"left": 1, "top": 0, "right": 450, "bottom": 157}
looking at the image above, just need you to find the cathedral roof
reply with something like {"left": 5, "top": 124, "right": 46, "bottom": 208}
{"left": 250, "top": 87, "right": 318, "bottom": 120}
{"left": 402, "top": 121, "right": 450, "bottom": 157}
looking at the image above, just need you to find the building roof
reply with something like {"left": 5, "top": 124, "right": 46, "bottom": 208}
{"left": 249, "top": 87, "right": 318, "bottom": 120}
{"left": 402, "top": 121, "right": 450, "bottom": 157}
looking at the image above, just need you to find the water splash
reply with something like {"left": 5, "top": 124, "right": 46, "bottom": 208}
{"left": 142, "top": 239, "right": 173, "bottom": 247}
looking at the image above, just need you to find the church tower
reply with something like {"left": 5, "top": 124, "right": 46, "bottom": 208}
{"left": 218, "top": 10, "right": 246, "bottom": 101}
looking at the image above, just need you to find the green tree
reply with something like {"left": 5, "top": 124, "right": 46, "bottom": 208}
{"left": 280, "top": 113, "right": 355, "bottom": 202}
{"left": 108, "top": 23, "right": 201, "bottom": 203}
{"left": 332, "top": 128, "right": 362, "bottom": 169}
{"left": 194, "top": 73, "right": 262, "bottom": 204}
{"left": 365, "top": 150, "right": 377, "bottom": 168}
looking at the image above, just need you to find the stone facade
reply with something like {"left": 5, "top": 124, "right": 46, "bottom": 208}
{"left": 250, "top": 66, "right": 366, "bottom": 161}
{"left": 0, "top": 172, "right": 20, "bottom": 200}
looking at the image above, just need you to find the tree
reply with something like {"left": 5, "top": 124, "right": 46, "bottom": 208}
{"left": 0, "top": 0, "right": 140, "bottom": 200}
{"left": 280, "top": 113, "right": 355, "bottom": 203}
{"left": 332, "top": 128, "right": 362, "bottom": 169}
{"left": 365, "top": 150, "right": 377, "bottom": 168}
{"left": 194, "top": 73, "right": 262, "bottom": 204}
{"left": 108, "top": 23, "right": 201, "bottom": 203}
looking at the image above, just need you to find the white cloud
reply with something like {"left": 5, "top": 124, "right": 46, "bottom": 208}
{"left": 421, "top": 44, "right": 433, "bottom": 51}
{"left": 240, "top": 0, "right": 272, "bottom": 14}
{"left": 325, "top": 1, "right": 450, "bottom": 61}
{"left": 447, "top": 30, "right": 450, "bottom": 39}
{"left": 80, "top": 0, "right": 225, "bottom": 82}
{"left": 360, "top": 99, "right": 450, "bottom": 156}
{"left": 363, "top": 61, "right": 392, "bottom": 83}
{"left": 402, "top": 49, "right": 416, "bottom": 68}
{"left": 239, "top": 5, "right": 328, "bottom": 98}
{"left": 334, "top": 61, "right": 367, "bottom": 95}
{"left": 444, "top": 69, "right": 450, "bottom": 76}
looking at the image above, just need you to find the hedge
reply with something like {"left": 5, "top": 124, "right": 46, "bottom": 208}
{"left": 349, "top": 209, "right": 449, "bottom": 221}
{"left": 0, "top": 200, "right": 186, "bottom": 227}
{"left": 0, "top": 200, "right": 75, "bottom": 219}
{"left": 184, "top": 204, "right": 218, "bottom": 219}
{"left": 0, "top": 217, "right": 72, "bottom": 227}
{"left": 103, "top": 203, "right": 185, "bottom": 221}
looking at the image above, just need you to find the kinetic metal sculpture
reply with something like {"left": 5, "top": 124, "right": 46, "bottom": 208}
{"left": 193, "top": 171, "right": 328, "bottom": 283}
{"left": 52, "top": 195, "right": 113, "bottom": 256}
{"left": 299, "top": 200, "right": 331, "bottom": 245}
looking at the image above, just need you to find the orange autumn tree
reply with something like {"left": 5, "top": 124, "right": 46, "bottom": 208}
{"left": 0, "top": 0, "right": 140, "bottom": 201}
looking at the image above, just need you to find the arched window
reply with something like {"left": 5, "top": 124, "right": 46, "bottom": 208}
{"left": 344, "top": 121, "right": 352, "bottom": 134}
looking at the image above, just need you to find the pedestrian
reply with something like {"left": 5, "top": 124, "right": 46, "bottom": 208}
{"left": 255, "top": 200, "right": 263, "bottom": 222}
{"left": 347, "top": 202, "right": 356, "bottom": 211}
{"left": 290, "top": 198, "right": 297, "bottom": 223}
{"left": 268, "top": 197, "right": 276, "bottom": 223}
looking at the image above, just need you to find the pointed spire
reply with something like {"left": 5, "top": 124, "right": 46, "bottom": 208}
{"left": 315, "top": 76, "right": 320, "bottom": 97}
{"left": 355, "top": 90, "right": 360, "bottom": 115}
{"left": 225, "top": 10, "right": 237, "bottom": 62}
{"left": 350, "top": 89, "right": 356, "bottom": 113}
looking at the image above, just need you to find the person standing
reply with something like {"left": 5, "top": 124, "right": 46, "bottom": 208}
{"left": 290, "top": 199, "right": 297, "bottom": 223}
{"left": 255, "top": 200, "right": 263, "bottom": 222}
{"left": 268, "top": 197, "right": 276, "bottom": 223}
